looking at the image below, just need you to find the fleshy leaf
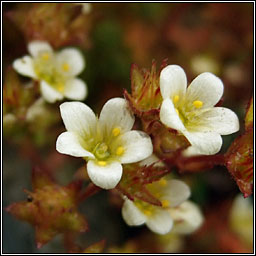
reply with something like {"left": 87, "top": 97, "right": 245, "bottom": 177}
{"left": 245, "top": 97, "right": 253, "bottom": 130}
{"left": 6, "top": 167, "right": 88, "bottom": 248}
{"left": 124, "top": 60, "right": 168, "bottom": 116}
{"left": 82, "top": 240, "right": 106, "bottom": 253}
{"left": 225, "top": 128, "right": 253, "bottom": 197}
{"left": 117, "top": 161, "right": 170, "bottom": 206}
{"left": 6, "top": 3, "right": 91, "bottom": 48}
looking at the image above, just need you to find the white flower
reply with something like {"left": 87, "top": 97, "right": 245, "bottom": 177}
{"left": 159, "top": 65, "right": 239, "bottom": 156}
{"left": 230, "top": 195, "right": 253, "bottom": 246}
{"left": 121, "top": 175, "right": 203, "bottom": 235}
{"left": 56, "top": 98, "right": 153, "bottom": 189}
{"left": 13, "top": 41, "right": 87, "bottom": 103}
{"left": 74, "top": 3, "right": 92, "bottom": 14}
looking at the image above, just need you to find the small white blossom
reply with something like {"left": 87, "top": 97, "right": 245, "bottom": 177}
{"left": 121, "top": 175, "right": 203, "bottom": 235}
{"left": 13, "top": 41, "right": 87, "bottom": 103}
{"left": 56, "top": 98, "right": 153, "bottom": 189}
{"left": 74, "top": 3, "right": 92, "bottom": 14}
{"left": 159, "top": 65, "right": 239, "bottom": 156}
{"left": 230, "top": 195, "right": 253, "bottom": 246}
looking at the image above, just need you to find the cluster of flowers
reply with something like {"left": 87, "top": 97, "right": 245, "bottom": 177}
{"left": 13, "top": 41, "right": 239, "bottom": 235}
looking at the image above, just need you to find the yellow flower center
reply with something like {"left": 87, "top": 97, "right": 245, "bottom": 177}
{"left": 62, "top": 63, "right": 70, "bottom": 72}
{"left": 116, "top": 146, "right": 124, "bottom": 156}
{"left": 158, "top": 178, "right": 167, "bottom": 187}
{"left": 94, "top": 142, "right": 110, "bottom": 160}
{"left": 112, "top": 127, "right": 121, "bottom": 137}
{"left": 56, "top": 82, "right": 64, "bottom": 93}
{"left": 41, "top": 53, "right": 50, "bottom": 61}
{"left": 193, "top": 100, "right": 203, "bottom": 108}
{"left": 173, "top": 95, "right": 180, "bottom": 104}
{"left": 97, "top": 161, "right": 107, "bottom": 166}
{"left": 161, "top": 199, "right": 170, "bottom": 208}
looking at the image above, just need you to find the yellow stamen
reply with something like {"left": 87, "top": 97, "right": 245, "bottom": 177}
{"left": 57, "top": 82, "right": 64, "bottom": 93}
{"left": 173, "top": 95, "right": 180, "bottom": 104}
{"left": 62, "top": 63, "right": 70, "bottom": 72}
{"left": 175, "top": 108, "right": 179, "bottom": 116}
{"left": 193, "top": 100, "right": 203, "bottom": 108}
{"left": 98, "top": 161, "right": 107, "bottom": 166}
{"left": 158, "top": 178, "right": 167, "bottom": 187}
{"left": 116, "top": 146, "right": 124, "bottom": 156}
{"left": 112, "top": 127, "right": 121, "bottom": 137}
{"left": 143, "top": 210, "right": 152, "bottom": 216}
{"left": 161, "top": 199, "right": 170, "bottom": 208}
{"left": 41, "top": 53, "right": 50, "bottom": 61}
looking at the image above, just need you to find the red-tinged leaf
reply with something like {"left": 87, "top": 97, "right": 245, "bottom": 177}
{"left": 82, "top": 240, "right": 106, "bottom": 253}
{"left": 125, "top": 60, "right": 165, "bottom": 116}
{"left": 35, "top": 226, "right": 57, "bottom": 249}
{"left": 116, "top": 161, "right": 170, "bottom": 206}
{"left": 149, "top": 121, "right": 190, "bottom": 162}
{"left": 7, "top": 3, "right": 91, "bottom": 49}
{"left": 5, "top": 201, "right": 37, "bottom": 223}
{"left": 176, "top": 154, "right": 225, "bottom": 173}
{"left": 225, "top": 127, "right": 253, "bottom": 197}
{"left": 6, "top": 167, "right": 89, "bottom": 248}
{"left": 31, "top": 166, "right": 55, "bottom": 190}
{"left": 245, "top": 97, "right": 253, "bottom": 130}
{"left": 130, "top": 64, "right": 144, "bottom": 97}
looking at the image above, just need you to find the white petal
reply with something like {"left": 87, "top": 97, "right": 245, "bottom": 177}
{"left": 119, "top": 130, "right": 153, "bottom": 164}
{"left": 194, "top": 107, "right": 240, "bottom": 135}
{"left": 160, "top": 65, "right": 187, "bottom": 99}
{"left": 64, "top": 78, "right": 88, "bottom": 101}
{"left": 57, "top": 48, "right": 85, "bottom": 76}
{"left": 87, "top": 160, "right": 122, "bottom": 189}
{"left": 28, "top": 41, "right": 53, "bottom": 57}
{"left": 186, "top": 72, "right": 224, "bottom": 108}
{"left": 170, "top": 201, "right": 204, "bottom": 234}
{"left": 162, "top": 180, "right": 191, "bottom": 207}
{"left": 99, "top": 98, "right": 135, "bottom": 136}
{"left": 13, "top": 56, "right": 37, "bottom": 79}
{"left": 26, "top": 97, "right": 45, "bottom": 121}
{"left": 160, "top": 98, "right": 186, "bottom": 131}
{"left": 139, "top": 154, "right": 164, "bottom": 167}
{"left": 40, "top": 80, "right": 63, "bottom": 103}
{"left": 56, "top": 132, "right": 94, "bottom": 158}
{"left": 60, "top": 101, "right": 97, "bottom": 139}
{"left": 122, "top": 198, "right": 147, "bottom": 226}
{"left": 182, "top": 130, "right": 222, "bottom": 156}
{"left": 146, "top": 208, "right": 173, "bottom": 235}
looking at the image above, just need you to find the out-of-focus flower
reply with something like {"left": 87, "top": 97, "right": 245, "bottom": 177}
{"left": 155, "top": 232, "right": 184, "bottom": 253}
{"left": 190, "top": 55, "right": 220, "bottom": 75}
{"left": 159, "top": 65, "right": 239, "bottom": 156}
{"left": 121, "top": 176, "right": 203, "bottom": 235}
{"left": 13, "top": 41, "right": 87, "bottom": 103}
{"left": 74, "top": 3, "right": 92, "bottom": 14}
{"left": 229, "top": 195, "right": 253, "bottom": 247}
{"left": 56, "top": 98, "right": 153, "bottom": 189}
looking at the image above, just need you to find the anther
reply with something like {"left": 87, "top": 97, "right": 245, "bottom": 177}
{"left": 112, "top": 127, "right": 121, "bottom": 137}
{"left": 173, "top": 95, "right": 180, "bottom": 104}
{"left": 161, "top": 200, "right": 170, "bottom": 208}
{"left": 193, "top": 100, "right": 203, "bottom": 108}
{"left": 116, "top": 146, "right": 124, "bottom": 156}
{"left": 62, "top": 63, "right": 70, "bottom": 72}
{"left": 98, "top": 161, "right": 107, "bottom": 166}
{"left": 158, "top": 178, "right": 167, "bottom": 187}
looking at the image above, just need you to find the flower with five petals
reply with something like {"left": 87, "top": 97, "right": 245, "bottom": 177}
{"left": 159, "top": 65, "right": 239, "bottom": 156}
{"left": 56, "top": 98, "right": 153, "bottom": 189}
{"left": 13, "top": 41, "right": 87, "bottom": 103}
